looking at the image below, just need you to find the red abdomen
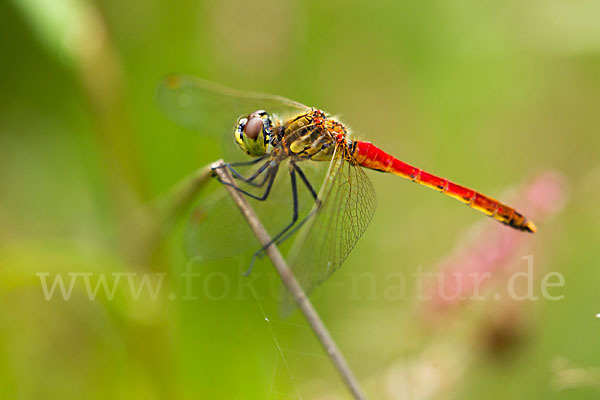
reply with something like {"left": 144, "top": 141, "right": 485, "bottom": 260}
{"left": 352, "top": 141, "right": 536, "bottom": 232}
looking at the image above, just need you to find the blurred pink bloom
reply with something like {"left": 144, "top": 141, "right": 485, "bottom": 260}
{"left": 422, "top": 170, "right": 569, "bottom": 315}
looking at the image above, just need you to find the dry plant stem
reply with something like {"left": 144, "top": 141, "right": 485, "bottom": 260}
{"left": 212, "top": 160, "right": 367, "bottom": 400}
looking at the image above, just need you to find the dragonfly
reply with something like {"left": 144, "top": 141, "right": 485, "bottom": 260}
{"left": 158, "top": 75, "right": 536, "bottom": 310}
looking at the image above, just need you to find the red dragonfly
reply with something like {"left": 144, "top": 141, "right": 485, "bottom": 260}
{"left": 158, "top": 75, "right": 535, "bottom": 307}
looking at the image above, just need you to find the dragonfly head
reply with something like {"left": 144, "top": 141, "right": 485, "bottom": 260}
{"left": 234, "top": 110, "right": 273, "bottom": 157}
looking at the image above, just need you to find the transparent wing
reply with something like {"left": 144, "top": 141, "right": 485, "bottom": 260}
{"left": 282, "top": 145, "right": 377, "bottom": 314}
{"left": 157, "top": 74, "right": 308, "bottom": 129}
{"left": 184, "top": 181, "right": 259, "bottom": 261}
{"left": 158, "top": 74, "right": 316, "bottom": 261}
{"left": 157, "top": 75, "right": 308, "bottom": 159}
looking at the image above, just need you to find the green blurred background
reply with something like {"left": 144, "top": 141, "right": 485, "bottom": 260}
{"left": 1, "top": 0, "right": 599, "bottom": 398}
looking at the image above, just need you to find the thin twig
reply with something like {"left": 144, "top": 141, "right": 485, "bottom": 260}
{"left": 212, "top": 159, "right": 367, "bottom": 400}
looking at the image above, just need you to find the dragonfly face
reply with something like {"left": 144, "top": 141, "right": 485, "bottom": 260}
{"left": 234, "top": 110, "right": 275, "bottom": 157}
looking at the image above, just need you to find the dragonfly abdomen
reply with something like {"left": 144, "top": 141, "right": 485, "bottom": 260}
{"left": 352, "top": 141, "right": 536, "bottom": 232}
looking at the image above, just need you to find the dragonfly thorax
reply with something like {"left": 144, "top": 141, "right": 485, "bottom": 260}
{"left": 281, "top": 109, "right": 342, "bottom": 162}
{"left": 234, "top": 110, "right": 275, "bottom": 157}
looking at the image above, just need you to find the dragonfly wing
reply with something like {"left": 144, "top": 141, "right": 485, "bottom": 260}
{"left": 282, "top": 145, "right": 377, "bottom": 314}
{"left": 158, "top": 75, "right": 309, "bottom": 161}
{"left": 157, "top": 74, "right": 307, "bottom": 133}
{"left": 184, "top": 182, "right": 259, "bottom": 261}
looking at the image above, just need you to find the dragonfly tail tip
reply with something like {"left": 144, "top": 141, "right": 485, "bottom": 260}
{"left": 525, "top": 221, "right": 537, "bottom": 233}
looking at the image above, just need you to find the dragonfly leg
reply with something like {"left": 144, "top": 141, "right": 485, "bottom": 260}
{"left": 211, "top": 155, "right": 266, "bottom": 171}
{"left": 212, "top": 155, "right": 271, "bottom": 186}
{"left": 245, "top": 162, "right": 300, "bottom": 276}
{"left": 225, "top": 160, "right": 272, "bottom": 187}
{"left": 255, "top": 164, "right": 321, "bottom": 258}
{"left": 227, "top": 157, "right": 268, "bottom": 168}
{"left": 217, "top": 164, "right": 278, "bottom": 201}
{"left": 294, "top": 163, "right": 319, "bottom": 200}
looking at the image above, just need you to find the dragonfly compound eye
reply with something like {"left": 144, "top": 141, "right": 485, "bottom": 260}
{"left": 244, "top": 116, "right": 263, "bottom": 140}
{"left": 234, "top": 110, "right": 273, "bottom": 157}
